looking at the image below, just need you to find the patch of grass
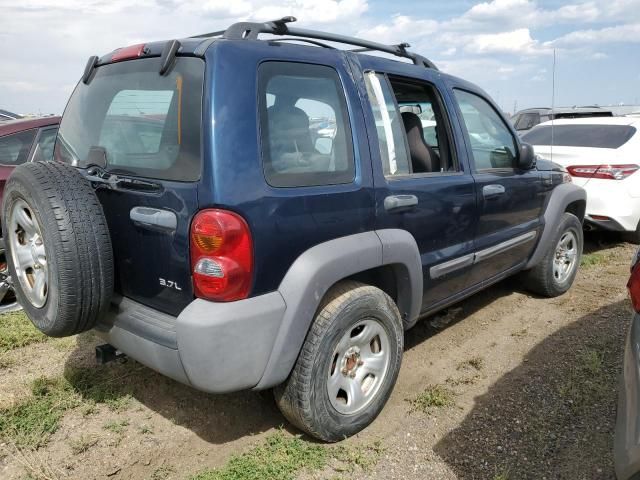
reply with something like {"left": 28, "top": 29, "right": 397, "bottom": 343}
{"left": 0, "top": 311, "right": 47, "bottom": 353}
{"left": 408, "top": 385, "right": 455, "bottom": 413}
{"left": 139, "top": 424, "right": 153, "bottom": 435}
{"left": 103, "top": 419, "right": 129, "bottom": 434}
{"left": 581, "top": 252, "right": 607, "bottom": 267}
{"left": 151, "top": 465, "right": 176, "bottom": 480}
{"left": 332, "top": 440, "right": 384, "bottom": 473}
{"left": 493, "top": 469, "right": 511, "bottom": 480}
{"left": 559, "top": 347, "right": 609, "bottom": 413}
{"left": 0, "top": 376, "right": 79, "bottom": 448}
{"left": 0, "top": 367, "right": 137, "bottom": 448}
{"left": 189, "top": 431, "right": 328, "bottom": 480}
{"left": 511, "top": 328, "right": 528, "bottom": 338}
{"left": 0, "top": 352, "right": 16, "bottom": 369}
{"left": 68, "top": 434, "right": 99, "bottom": 454}
{"left": 458, "top": 356, "right": 484, "bottom": 371}
{"left": 447, "top": 374, "right": 480, "bottom": 387}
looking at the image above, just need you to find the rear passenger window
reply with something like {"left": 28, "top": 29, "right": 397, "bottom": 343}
{"left": 0, "top": 129, "right": 37, "bottom": 166}
{"left": 364, "top": 72, "right": 457, "bottom": 176}
{"left": 258, "top": 62, "right": 355, "bottom": 188}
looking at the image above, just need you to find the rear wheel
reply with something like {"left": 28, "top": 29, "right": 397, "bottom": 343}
{"left": 523, "top": 212, "right": 583, "bottom": 297}
{"left": 274, "top": 281, "right": 403, "bottom": 442}
{"left": 2, "top": 162, "right": 113, "bottom": 337}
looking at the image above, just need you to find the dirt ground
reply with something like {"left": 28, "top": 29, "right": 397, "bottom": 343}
{"left": 0, "top": 233, "right": 635, "bottom": 480}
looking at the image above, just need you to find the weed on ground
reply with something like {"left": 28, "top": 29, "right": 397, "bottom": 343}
{"left": 0, "top": 312, "right": 47, "bottom": 353}
{"left": 408, "top": 385, "right": 455, "bottom": 413}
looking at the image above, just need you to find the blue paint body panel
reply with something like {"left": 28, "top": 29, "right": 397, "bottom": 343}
{"left": 82, "top": 38, "right": 557, "bottom": 316}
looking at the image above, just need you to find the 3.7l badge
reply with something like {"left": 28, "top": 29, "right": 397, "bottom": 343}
{"left": 159, "top": 278, "right": 182, "bottom": 291}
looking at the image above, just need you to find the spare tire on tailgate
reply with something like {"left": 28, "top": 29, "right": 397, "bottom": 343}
{"left": 2, "top": 162, "right": 113, "bottom": 337}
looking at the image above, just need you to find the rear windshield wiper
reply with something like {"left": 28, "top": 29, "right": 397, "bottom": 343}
{"left": 83, "top": 165, "right": 162, "bottom": 193}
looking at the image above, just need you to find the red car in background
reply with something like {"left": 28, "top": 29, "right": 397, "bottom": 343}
{"left": 0, "top": 116, "right": 60, "bottom": 313}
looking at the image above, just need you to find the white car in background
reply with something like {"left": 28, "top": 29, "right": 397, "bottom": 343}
{"left": 523, "top": 117, "right": 640, "bottom": 242}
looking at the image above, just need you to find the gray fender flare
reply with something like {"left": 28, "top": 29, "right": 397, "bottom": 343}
{"left": 526, "top": 183, "right": 586, "bottom": 269}
{"left": 254, "top": 229, "right": 422, "bottom": 390}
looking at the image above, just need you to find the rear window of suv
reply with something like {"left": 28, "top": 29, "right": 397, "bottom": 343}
{"left": 55, "top": 57, "right": 204, "bottom": 181}
{"left": 522, "top": 124, "right": 637, "bottom": 149}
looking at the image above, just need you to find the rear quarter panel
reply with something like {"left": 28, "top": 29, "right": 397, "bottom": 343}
{"left": 200, "top": 41, "right": 376, "bottom": 297}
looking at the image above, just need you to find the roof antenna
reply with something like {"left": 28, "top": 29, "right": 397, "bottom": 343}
{"left": 551, "top": 48, "right": 557, "bottom": 162}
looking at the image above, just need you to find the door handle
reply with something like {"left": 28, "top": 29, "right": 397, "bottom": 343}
{"left": 384, "top": 194, "right": 418, "bottom": 212}
{"left": 483, "top": 184, "right": 506, "bottom": 199}
{"left": 130, "top": 207, "right": 177, "bottom": 233}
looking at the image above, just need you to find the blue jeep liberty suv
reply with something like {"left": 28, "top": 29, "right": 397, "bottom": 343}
{"left": 2, "top": 18, "right": 586, "bottom": 441}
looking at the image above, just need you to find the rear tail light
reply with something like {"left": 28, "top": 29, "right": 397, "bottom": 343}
{"left": 567, "top": 164, "right": 639, "bottom": 180}
{"left": 190, "top": 209, "right": 253, "bottom": 302}
{"left": 111, "top": 44, "right": 146, "bottom": 62}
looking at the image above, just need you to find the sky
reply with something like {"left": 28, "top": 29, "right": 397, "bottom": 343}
{"left": 1, "top": 0, "right": 639, "bottom": 115}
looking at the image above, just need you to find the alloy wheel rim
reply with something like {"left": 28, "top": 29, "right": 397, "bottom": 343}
{"left": 327, "top": 318, "right": 391, "bottom": 415}
{"left": 8, "top": 199, "right": 48, "bottom": 308}
{"left": 553, "top": 230, "right": 578, "bottom": 284}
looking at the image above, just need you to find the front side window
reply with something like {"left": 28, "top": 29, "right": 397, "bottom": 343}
{"left": 0, "top": 129, "right": 37, "bottom": 166}
{"left": 56, "top": 57, "right": 204, "bottom": 182}
{"left": 454, "top": 90, "right": 518, "bottom": 170}
{"left": 258, "top": 62, "right": 355, "bottom": 188}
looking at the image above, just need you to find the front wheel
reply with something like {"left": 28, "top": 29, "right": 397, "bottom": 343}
{"left": 274, "top": 281, "right": 404, "bottom": 442}
{"left": 523, "top": 212, "right": 583, "bottom": 297}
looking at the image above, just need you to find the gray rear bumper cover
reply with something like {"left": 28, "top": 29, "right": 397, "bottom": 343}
{"left": 95, "top": 229, "right": 422, "bottom": 394}
{"left": 96, "top": 292, "right": 286, "bottom": 393}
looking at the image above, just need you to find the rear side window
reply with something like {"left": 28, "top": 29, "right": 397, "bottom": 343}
{"left": 515, "top": 113, "right": 539, "bottom": 131}
{"left": 31, "top": 127, "right": 58, "bottom": 162}
{"left": 258, "top": 62, "right": 355, "bottom": 188}
{"left": 522, "top": 124, "right": 637, "bottom": 149}
{"left": 56, "top": 57, "right": 204, "bottom": 181}
{"left": 0, "top": 129, "right": 37, "bottom": 166}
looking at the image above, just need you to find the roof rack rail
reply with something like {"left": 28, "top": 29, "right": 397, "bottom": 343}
{"left": 191, "top": 17, "right": 438, "bottom": 70}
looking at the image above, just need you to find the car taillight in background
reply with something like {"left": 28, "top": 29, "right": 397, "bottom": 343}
{"left": 628, "top": 248, "right": 640, "bottom": 313}
{"left": 567, "top": 164, "right": 639, "bottom": 180}
{"left": 190, "top": 209, "right": 253, "bottom": 302}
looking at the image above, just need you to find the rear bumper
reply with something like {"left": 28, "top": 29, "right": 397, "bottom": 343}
{"left": 95, "top": 293, "right": 286, "bottom": 393}
{"left": 615, "top": 312, "right": 640, "bottom": 480}
{"left": 583, "top": 179, "right": 640, "bottom": 232}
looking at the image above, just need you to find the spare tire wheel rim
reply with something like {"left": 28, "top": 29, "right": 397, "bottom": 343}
{"left": 327, "top": 318, "right": 391, "bottom": 415}
{"left": 8, "top": 199, "right": 48, "bottom": 308}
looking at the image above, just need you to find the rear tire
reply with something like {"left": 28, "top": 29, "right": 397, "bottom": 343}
{"left": 2, "top": 162, "right": 113, "bottom": 337}
{"left": 523, "top": 212, "right": 583, "bottom": 297}
{"left": 274, "top": 281, "right": 403, "bottom": 442}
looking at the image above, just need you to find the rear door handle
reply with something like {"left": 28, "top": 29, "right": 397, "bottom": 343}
{"left": 384, "top": 194, "right": 418, "bottom": 212}
{"left": 483, "top": 184, "right": 506, "bottom": 199}
{"left": 130, "top": 207, "right": 177, "bottom": 234}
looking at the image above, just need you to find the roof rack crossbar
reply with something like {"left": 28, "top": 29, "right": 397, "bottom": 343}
{"left": 203, "top": 17, "right": 438, "bottom": 70}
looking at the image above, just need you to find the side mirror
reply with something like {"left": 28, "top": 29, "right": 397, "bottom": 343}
{"left": 518, "top": 142, "right": 536, "bottom": 170}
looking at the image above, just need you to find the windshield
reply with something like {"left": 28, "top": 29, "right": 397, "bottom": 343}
{"left": 522, "top": 124, "right": 636, "bottom": 149}
{"left": 55, "top": 57, "right": 204, "bottom": 181}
